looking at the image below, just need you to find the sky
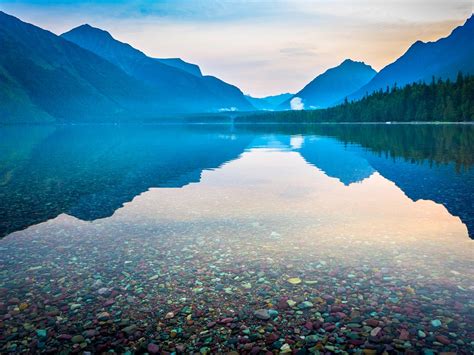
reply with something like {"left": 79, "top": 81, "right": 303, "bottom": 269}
{"left": 0, "top": 1, "right": 472, "bottom": 97}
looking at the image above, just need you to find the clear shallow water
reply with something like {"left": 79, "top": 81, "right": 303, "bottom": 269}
{"left": 0, "top": 124, "right": 473, "bottom": 353}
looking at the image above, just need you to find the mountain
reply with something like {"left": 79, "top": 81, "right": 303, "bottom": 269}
{"left": 348, "top": 15, "right": 474, "bottom": 101}
{"left": 199, "top": 75, "right": 255, "bottom": 111}
{"left": 242, "top": 75, "right": 473, "bottom": 123}
{"left": 155, "top": 58, "right": 202, "bottom": 77}
{"left": 155, "top": 56, "right": 252, "bottom": 111}
{"left": 246, "top": 93, "right": 293, "bottom": 110}
{"left": 154, "top": 57, "right": 252, "bottom": 110}
{"left": 61, "top": 24, "right": 253, "bottom": 112}
{"left": 280, "top": 59, "right": 376, "bottom": 110}
{"left": 0, "top": 11, "right": 164, "bottom": 123}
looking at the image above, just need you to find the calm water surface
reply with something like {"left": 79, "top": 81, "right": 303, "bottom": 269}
{"left": 0, "top": 124, "right": 473, "bottom": 353}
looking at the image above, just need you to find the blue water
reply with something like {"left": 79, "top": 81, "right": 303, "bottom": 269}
{"left": 0, "top": 123, "right": 473, "bottom": 353}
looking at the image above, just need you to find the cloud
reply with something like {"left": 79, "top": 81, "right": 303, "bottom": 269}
{"left": 290, "top": 97, "right": 304, "bottom": 110}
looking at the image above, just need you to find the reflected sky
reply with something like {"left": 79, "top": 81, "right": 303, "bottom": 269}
{"left": 3, "top": 144, "right": 471, "bottom": 273}
{"left": 108, "top": 146, "right": 470, "bottom": 249}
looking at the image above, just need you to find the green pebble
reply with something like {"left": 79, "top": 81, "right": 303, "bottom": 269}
{"left": 268, "top": 309, "right": 279, "bottom": 317}
{"left": 36, "top": 329, "right": 47, "bottom": 339}
{"left": 200, "top": 346, "right": 210, "bottom": 354}
{"left": 71, "top": 335, "right": 84, "bottom": 344}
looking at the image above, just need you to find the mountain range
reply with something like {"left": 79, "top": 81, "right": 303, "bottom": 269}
{"left": 155, "top": 58, "right": 202, "bottom": 77}
{"left": 245, "top": 93, "right": 293, "bottom": 110}
{"left": 347, "top": 15, "right": 474, "bottom": 102}
{"left": 279, "top": 15, "right": 473, "bottom": 110}
{"left": 280, "top": 59, "right": 376, "bottom": 109}
{"left": 61, "top": 24, "right": 253, "bottom": 113}
{"left": 0, "top": 11, "right": 253, "bottom": 123}
{"left": 0, "top": 11, "right": 473, "bottom": 122}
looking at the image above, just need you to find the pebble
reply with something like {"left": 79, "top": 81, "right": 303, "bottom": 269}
{"left": 287, "top": 277, "right": 302, "bottom": 285}
{"left": 366, "top": 319, "right": 379, "bottom": 327}
{"left": 254, "top": 309, "right": 270, "bottom": 320}
{"left": 268, "top": 309, "right": 279, "bottom": 317}
{"left": 147, "top": 343, "right": 160, "bottom": 354}
{"left": 71, "top": 335, "right": 84, "bottom": 344}
{"left": 36, "top": 329, "right": 47, "bottom": 339}
{"left": 297, "top": 301, "right": 313, "bottom": 309}
{"left": 436, "top": 335, "right": 451, "bottom": 345}
{"left": 97, "top": 287, "right": 110, "bottom": 295}
{"left": 0, "top": 209, "right": 472, "bottom": 353}
{"left": 370, "top": 327, "right": 382, "bottom": 337}
{"left": 96, "top": 311, "right": 110, "bottom": 321}
{"left": 122, "top": 325, "right": 137, "bottom": 334}
{"left": 165, "top": 311, "right": 175, "bottom": 319}
{"left": 280, "top": 343, "right": 291, "bottom": 353}
{"left": 399, "top": 329, "right": 409, "bottom": 340}
{"left": 305, "top": 335, "right": 320, "bottom": 344}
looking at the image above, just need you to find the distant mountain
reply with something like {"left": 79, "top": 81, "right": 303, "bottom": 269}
{"left": 238, "top": 75, "right": 473, "bottom": 123}
{"left": 348, "top": 15, "right": 474, "bottom": 101}
{"left": 280, "top": 59, "right": 376, "bottom": 110}
{"left": 61, "top": 24, "right": 253, "bottom": 112}
{"left": 246, "top": 93, "right": 293, "bottom": 110}
{"left": 155, "top": 58, "right": 202, "bottom": 77}
{"left": 155, "top": 57, "right": 252, "bottom": 111}
{"left": 0, "top": 11, "right": 162, "bottom": 123}
{"left": 199, "top": 75, "right": 254, "bottom": 111}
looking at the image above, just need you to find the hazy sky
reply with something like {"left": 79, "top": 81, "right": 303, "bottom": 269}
{"left": 1, "top": 1, "right": 472, "bottom": 96}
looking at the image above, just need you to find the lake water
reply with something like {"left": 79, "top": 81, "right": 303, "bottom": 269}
{"left": 0, "top": 124, "right": 473, "bottom": 353}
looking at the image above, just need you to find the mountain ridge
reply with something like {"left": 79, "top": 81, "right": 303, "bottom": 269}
{"left": 0, "top": 11, "right": 164, "bottom": 123}
{"left": 347, "top": 15, "right": 474, "bottom": 101}
{"left": 155, "top": 57, "right": 202, "bottom": 77}
{"left": 245, "top": 93, "right": 293, "bottom": 110}
{"left": 1, "top": 11, "right": 473, "bottom": 122}
{"left": 280, "top": 59, "right": 377, "bottom": 110}
{"left": 61, "top": 24, "right": 253, "bottom": 112}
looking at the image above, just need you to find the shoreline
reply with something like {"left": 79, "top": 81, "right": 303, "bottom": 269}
{"left": 1, "top": 121, "right": 474, "bottom": 127}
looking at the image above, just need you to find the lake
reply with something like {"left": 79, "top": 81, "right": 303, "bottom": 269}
{"left": 0, "top": 124, "right": 473, "bottom": 353}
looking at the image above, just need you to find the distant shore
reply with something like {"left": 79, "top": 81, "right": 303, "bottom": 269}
{"left": 1, "top": 120, "right": 474, "bottom": 126}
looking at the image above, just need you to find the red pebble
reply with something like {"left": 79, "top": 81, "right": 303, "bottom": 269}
{"left": 436, "top": 335, "right": 451, "bottom": 345}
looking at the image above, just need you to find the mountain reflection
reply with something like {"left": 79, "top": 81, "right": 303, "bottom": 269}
{"left": 0, "top": 125, "right": 253, "bottom": 236}
{"left": 299, "top": 137, "right": 375, "bottom": 185}
{"left": 0, "top": 124, "right": 472, "bottom": 238}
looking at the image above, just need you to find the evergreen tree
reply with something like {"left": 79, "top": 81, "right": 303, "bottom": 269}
{"left": 239, "top": 75, "right": 474, "bottom": 123}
